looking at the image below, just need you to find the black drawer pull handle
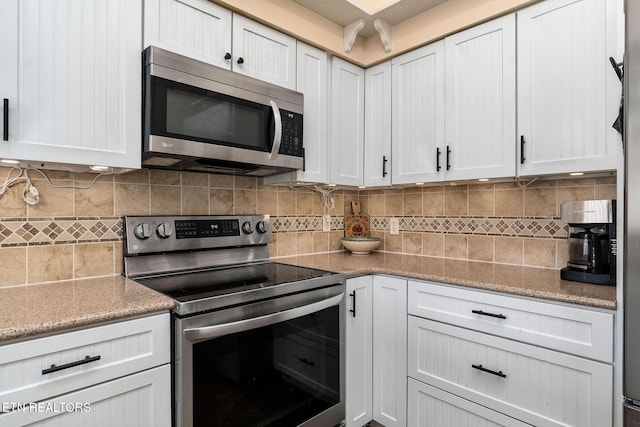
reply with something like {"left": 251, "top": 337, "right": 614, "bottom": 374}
{"left": 298, "top": 357, "right": 316, "bottom": 367}
{"left": 3, "top": 98, "right": 8, "bottom": 141}
{"left": 382, "top": 155, "right": 388, "bottom": 177}
{"left": 520, "top": 135, "right": 526, "bottom": 164}
{"left": 472, "top": 309, "right": 506, "bottom": 320}
{"left": 446, "top": 145, "right": 451, "bottom": 170}
{"left": 224, "top": 52, "right": 232, "bottom": 60}
{"left": 436, "top": 147, "right": 441, "bottom": 171}
{"left": 237, "top": 57, "right": 244, "bottom": 65}
{"left": 42, "top": 355, "right": 101, "bottom": 375}
{"left": 472, "top": 364, "right": 506, "bottom": 378}
{"left": 349, "top": 291, "right": 356, "bottom": 317}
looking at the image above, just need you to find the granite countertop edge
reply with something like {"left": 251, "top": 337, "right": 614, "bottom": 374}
{"left": 276, "top": 253, "right": 617, "bottom": 311}
{"left": 0, "top": 275, "right": 175, "bottom": 344}
{"left": 341, "top": 266, "right": 616, "bottom": 310}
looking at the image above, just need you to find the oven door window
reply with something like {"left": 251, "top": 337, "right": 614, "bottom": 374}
{"left": 192, "top": 305, "right": 340, "bottom": 427}
{"left": 149, "top": 76, "right": 274, "bottom": 152}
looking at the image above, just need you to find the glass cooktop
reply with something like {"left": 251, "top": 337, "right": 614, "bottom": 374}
{"left": 136, "top": 262, "right": 339, "bottom": 305}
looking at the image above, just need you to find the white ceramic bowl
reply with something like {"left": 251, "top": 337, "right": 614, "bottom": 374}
{"left": 341, "top": 237, "right": 381, "bottom": 255}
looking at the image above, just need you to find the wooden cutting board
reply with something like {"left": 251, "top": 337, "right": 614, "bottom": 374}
{"left": 344, "top": 201, "right": 370, "bottom": 237}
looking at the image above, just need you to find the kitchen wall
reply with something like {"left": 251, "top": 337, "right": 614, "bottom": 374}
{"left": 0, "top": 166, "right": 615, "bottom": 286}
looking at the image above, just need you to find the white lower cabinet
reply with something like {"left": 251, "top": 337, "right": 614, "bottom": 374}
{"left": 1, "top": 365, "right": 170, "bottom": 427}
{"left": 0, "top": 313, "right": 171, "bottom": 427}
{"left": 346, "top": 276, "right": 373, "bottom": 427}
{"left": 408, "top": 378, "right": 531, "bottom": 427}
{"left": 407, "top": 280, "right": 614, "bottom": 427}
{"left": 346, "top": 275, "right": 407, "bottom": 427}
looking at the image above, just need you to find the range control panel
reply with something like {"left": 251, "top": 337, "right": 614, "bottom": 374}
{"left": 124, "top": 215, "right": 270, "bottom": 255}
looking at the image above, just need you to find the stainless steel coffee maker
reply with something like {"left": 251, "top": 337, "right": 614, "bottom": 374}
{"left": 560, "top": 199, "right": 616, "bottom": 285}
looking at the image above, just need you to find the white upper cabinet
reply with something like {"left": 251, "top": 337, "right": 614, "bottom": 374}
{"left": 330, "top": 57, "right": 365, "bottom": 186}
{"left": 144, "top": 0, "right": 296, "bottom": 89}
{"left": 364, "top": 61, "right": 392, "bottom": 187}
{"left": 0, "top": 0, "right": 142, "bottom": 170}
{"left": 392, "top": 41, "right": 445, "bottom": 185}
{"left": 294, "top": 42, "right": 329, "bottom": 183}
{"left": 144, "top": 0, "right": 232, "bottom": 69}
{"left": 444, "top": 14, "right": 516, "bottom": 181}
{"left": 516, "top": 0, "right": 622, "bottom": 176}
{"left": 232, "top": 14, "right": 297, "bottom": 90}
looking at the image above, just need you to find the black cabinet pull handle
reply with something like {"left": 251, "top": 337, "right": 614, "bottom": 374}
{"left": 224, "top": 52, "right": 232, "bottom": 60}
{"left": 436, "top": 147, "right": 441, "bottom": 171}
{"left": 3, "top": 98, "right": 8, "bottom": 141}
{"left": 349, "top": 291, "right": 356, "bottom": 317}
{"left": 42, "top": 355, "right": 101, "bottom": 375}
{"left": 237, "top": 57, "right": 244, "bottom": 65}
{"left": 298, "top": 357, "right": 316, "bottom": 367}
{"left": 446, "top": 145, "right": 451, "bottom": 170}
{"left": 472, "top": 364, "right": 506, "bottom": 378}
{"left": 382, "top": 155, "right": 388, "bottom": 177}
{"left": 472, "top": 309, "right": 507, "bottom": 320}
{"left": 520, "top": 135, "right": 526, "bottom": 164}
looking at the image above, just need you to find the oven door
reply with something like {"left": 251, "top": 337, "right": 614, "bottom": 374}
{"left": 174, "top": 284, "right": 345, "bottom": 427}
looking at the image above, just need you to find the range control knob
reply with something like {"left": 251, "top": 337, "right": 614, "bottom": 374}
{"left": 134, "top": 223, "right": 152, "bottom": 240}
{"left": 256, "top": 221, "right": 268, "bottom": 234}
{"left": 241, "top": 221, "right": 254, "bottom": 234}
{"left": 156, "top": 223, "right": 173, "bottom": 239}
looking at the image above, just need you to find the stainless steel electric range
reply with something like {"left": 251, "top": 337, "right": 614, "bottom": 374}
{"left": 123, "top": 215, "right": 346, "bottom": 427}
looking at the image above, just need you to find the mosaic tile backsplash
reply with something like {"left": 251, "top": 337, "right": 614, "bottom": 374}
{"left": 0, "top": 166, "right": 616, "bottom": 286}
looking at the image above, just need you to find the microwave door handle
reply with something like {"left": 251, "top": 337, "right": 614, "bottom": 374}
{"left": 183, "top": 293, "right": 343, "bottom": 343}
{"left": 269, "top": 100, "right": 282, "bottom": 160}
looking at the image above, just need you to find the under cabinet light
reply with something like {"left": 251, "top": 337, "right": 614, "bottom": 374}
{"left": 478, "top": 178, "right": 489, "bottom": 182}
{"left": 1, "top": 159, "right": 19, "bottom": 164}
{"left": 415, "top": 182, "right": 424, "bottom": 186}
{"left": 90, "top": 165, "right": 111, "bottom": 172}
{"left": 569, "top": 172, "right": 584, "bottom": 176}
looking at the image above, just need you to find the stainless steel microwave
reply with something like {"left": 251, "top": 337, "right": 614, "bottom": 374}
{"left": 142, "top": 46, "right": 304, "bottom": 176}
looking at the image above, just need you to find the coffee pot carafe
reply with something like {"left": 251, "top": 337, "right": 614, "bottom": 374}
{"left": 560, "top": 199, "right": 616, "bottom": 285}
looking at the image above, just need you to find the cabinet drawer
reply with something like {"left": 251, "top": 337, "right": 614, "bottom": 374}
{"left": 408, "top": 280, "right": 613, "bottom": 362}
{"left": 408, "top": 378, "right": 531, "bottom": 427}
{"left": 0, "top": 364, "right": 171, "bottom": 427}
{"left": 0, "top": 313, "right": 170, "bottom": 405}
{"left": 408, "top": 316, "right": 612, "bottom": 427}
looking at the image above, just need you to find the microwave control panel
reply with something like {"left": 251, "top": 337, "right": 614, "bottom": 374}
{"left": 279, "top": 110, "right": 303, "bottom": 157}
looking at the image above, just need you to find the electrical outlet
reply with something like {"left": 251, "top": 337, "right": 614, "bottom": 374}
{"left": 323, "top": 215, "right": 332, "bottom": 232}
{"left": 390, "top": 217, "right": 400, "bottom": 235}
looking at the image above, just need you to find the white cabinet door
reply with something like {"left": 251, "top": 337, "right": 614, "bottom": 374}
{"left": 144, "top": 0, "right": 232, "bottom": 69}
{"left": 0, "top": 0, "right": 142, "bottom": 170}
{"left": 0, "top": 365, "right": 171, "bottom": 427}
{"left": 516, "top": 0, "right": 621, "bottom": 176}
{"left": 444, "top": 14, "right": 516, "bottom": 181}
{"left": 345, "top": 276, "right": 373, "bottom": 427}
{"left": 372, "top": 276, "right": 407, "bottom": 427}
{"left": 365, "top": 61, "right": 392, "bottom": 187}
{"left": 295, "top": 42, "right": 329, "bottom": 183}
{"left": 330, "top": 57, "right": 365, "bottom": 186}
{"left": 232, "top": 14, "right": 296, "bottom": 90}
{"left": 408, "top": 378, "right": 532, "bottom": 427}
{"left": 392, "top": 42, "right": 445, "bottom": 184}
{"left": 408, "top": 316, "right": 613, "bottom": 427}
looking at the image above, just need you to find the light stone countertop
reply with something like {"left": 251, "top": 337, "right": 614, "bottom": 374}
{"left": 0, "top": 275, "right": 175, "bottom": 343}
{"left": 276, "top": 252, "right": 617, "bottom": 310}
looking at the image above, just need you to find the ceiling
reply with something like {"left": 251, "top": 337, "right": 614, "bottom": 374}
{"left": 293, "top": 0, "right": 448, "bottom": 38}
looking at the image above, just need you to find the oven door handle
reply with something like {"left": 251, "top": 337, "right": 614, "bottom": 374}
{"left": 183, "top": 293, "right": 344, "bottom": 343}
{"left": 269, "top": 100, "right": 282, "bottom": 160}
